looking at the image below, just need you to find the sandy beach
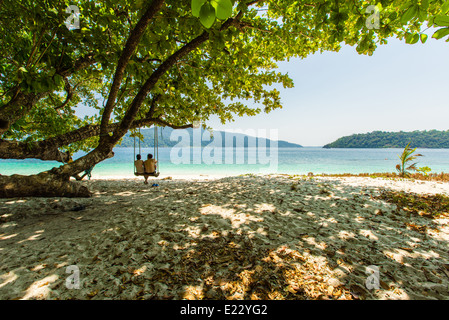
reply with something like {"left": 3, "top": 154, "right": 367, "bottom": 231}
{"left": 1, "top": 174, "right": 449, "bottom": 300}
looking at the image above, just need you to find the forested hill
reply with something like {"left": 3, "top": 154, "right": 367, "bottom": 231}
{"left": 323, "top": 130, "right": 449, "bottom": 148}
{"left": 118, "top": 127, "right": 303, "bottom": 148}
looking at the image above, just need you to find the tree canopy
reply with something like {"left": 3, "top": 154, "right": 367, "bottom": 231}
{"left": 0, "top": 0, "right": 448, "bottom": 197}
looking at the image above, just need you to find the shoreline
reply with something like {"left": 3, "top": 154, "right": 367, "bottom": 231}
{"left": 83, "top": 172, "right": 449, "bottom": 193}
{"left": 1, "top": 174, "right": 449, "bottom": 300}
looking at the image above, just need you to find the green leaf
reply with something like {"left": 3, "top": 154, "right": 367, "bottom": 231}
{"left": 409, "top": 33, "right": 420, "bottom": 44}
{"left": 434, "top": 15, "right": 449, "bottom": 27}
{"left": 210, "top": 29, "right": 226, "bottom": 48}
{"left": 420, "top": 0, "right": 429, "bottom": 11}
{"left": 134, "top": 0, "right": 145, "bottom": 10}
{"left": 418, "top": 9, "right": 427, "bottom": 22}
{"left": 211, "top": 0, "right": 233, "bottom": 20}
{"left": 420, "top": 33, "right": 428, "bottom": 43}
{"left": 355, "top": 16, "right": 364, "bottom": 29}
{"left": 432, "top": 27, "right": 449, "bottom": 39}
{"left": 404, "top": 32, "right": 413, "bottom": 43}
{"left": 401, "top": 5, "right": 418, "bottom": 24}
{"left": 442, "top": 1, "right": 449, "bottom": 14}
{"left": 53, "top": 74, "right": 64, "bottom": 87}
{"left": 192, "top": 0, "right": 207, "bottom": 18}
{"left": 199, "top": 2, "right": 216, "bottom": 28}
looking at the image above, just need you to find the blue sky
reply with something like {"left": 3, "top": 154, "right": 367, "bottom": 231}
{"left": 208, "top": 36, "right": 449, "bottom": 146}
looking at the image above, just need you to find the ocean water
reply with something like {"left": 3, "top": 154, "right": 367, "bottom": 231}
{"left": 1, "top": 147, "right": 449, "bottom": 177}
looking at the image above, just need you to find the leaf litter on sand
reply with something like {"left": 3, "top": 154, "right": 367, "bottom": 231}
{"left": 377, "top": 190, "right": 449, "bottom": 218}
{"left": 140, "top": 233, "right": 354, "bottom": 300}
{"left": 2, "top": 175, "right": 449, "bottom": 300}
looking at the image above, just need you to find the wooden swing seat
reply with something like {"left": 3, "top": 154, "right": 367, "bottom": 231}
{"left": 133, "top": 125, "right": 160, "bottom": 178}
{"left": 134, "top": 172, "right": 160, "bottom": 177}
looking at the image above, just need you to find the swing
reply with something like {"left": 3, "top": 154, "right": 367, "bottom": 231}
{"left": 133, "top": 125, "right": 160, "bottom": 177}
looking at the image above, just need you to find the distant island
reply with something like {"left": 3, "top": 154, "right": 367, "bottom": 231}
{"left": 118, "top": 127, "right": 303, "bottom": 148}
{"left": 323, "top": 130, "right": 449, "bottom": 148}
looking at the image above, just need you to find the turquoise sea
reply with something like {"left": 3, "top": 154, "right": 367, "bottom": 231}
{"left": 1, "top": 147, "right": 449, "bottom": 177}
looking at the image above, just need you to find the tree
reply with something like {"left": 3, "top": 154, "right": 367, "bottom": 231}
{"left": 323, "top": 130, "right": 449, "bottom": 148}
{"left": 0, "top": 0, "right": 448, "bottom": 197}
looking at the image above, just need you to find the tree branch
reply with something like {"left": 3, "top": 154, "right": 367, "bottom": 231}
{"left": 99, "top": 0, "right": 165, "bottom": 142}
{"left": 53, "top": 8, "right": 246, "bottom": 177}
{"left": 0, "top": 53, "right": 97, "bottom": 135}
{"left": 113, "top": 13, "right": 243, "bottom": 142}
{"left": 0, "top": 116, "right": 192, "bottom": 162}
{"left": 54, "top": 76, "right": 73, "bottom": 111}
{"left": 151, "top": 118, "right": 193, "bottom": 129}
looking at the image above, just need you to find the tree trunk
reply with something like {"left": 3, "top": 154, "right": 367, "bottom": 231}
{"left": 51, "top": 144, "right": 113, "bottom": 179}
{"left": 0, "top": 172, "right": 91, "bottom": 198}
{"left": 0, "top": 139, "right": 71, "bottom": 162}
{"left": 0, "top": 117, "right": 190, "bottom": 162}
{"left": 0, "top": 3, "right": 242, "bottom": 198}
{"left": 0, "top": 143, "right": 117, "bottom": 198}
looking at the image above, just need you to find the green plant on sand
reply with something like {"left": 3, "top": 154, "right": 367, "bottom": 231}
{"left": 417, "top": 166, "right": 432, "bottom": 176}
{"left": 396, "top": 143, "right": 423, "bottom": 177}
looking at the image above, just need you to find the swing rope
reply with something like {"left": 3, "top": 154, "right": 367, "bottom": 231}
{"left": 133, "top": 129, "right": 136, "bottom": 174}
{"left": 133, "top": 127, "right": 142, "bottom": 175}
{"left": 133, "top": 125, "right": 160, "bottom": 176}
{"left": 138, "top": 127, "right": 141, "bottom": 155}
{"left": 154, "top": 125, "right": 159, "bottom": 174}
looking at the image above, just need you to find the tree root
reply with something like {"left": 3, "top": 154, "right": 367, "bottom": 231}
{"left": 0, "top": 172, "right": 92, "bottom": 198}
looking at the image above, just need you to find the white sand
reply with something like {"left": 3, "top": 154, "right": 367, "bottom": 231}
{"left": 1, "top": 174, "right": 448, "bottom": 300}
